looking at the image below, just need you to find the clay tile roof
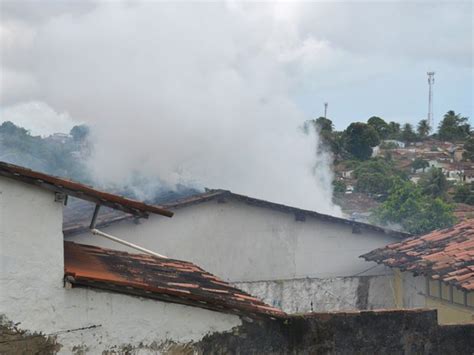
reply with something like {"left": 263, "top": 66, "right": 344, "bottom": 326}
{"left": 0, "top": 161, "right": 173, "bottom": 218}
{"left": 64, "top": 241, "right": 286, "bottom": 318}
{"left": 361, "top": 219, "right": 474, "bottom": 291}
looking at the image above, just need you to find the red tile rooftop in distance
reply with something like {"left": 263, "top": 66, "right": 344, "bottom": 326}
{"left": 361, "top": 219, "right": 474, "bottom": 291}
{"left": 64, "top": 241, "right": 286, "bottom": 318}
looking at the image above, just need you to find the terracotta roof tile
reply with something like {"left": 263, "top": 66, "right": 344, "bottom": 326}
{"left": 64, "top": 241, "right": 286, "bottom": 318}
{"left": 361, "top": 219, "right": 474, "bottom": 291}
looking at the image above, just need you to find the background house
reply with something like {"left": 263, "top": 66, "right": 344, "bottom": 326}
{"left": 362, "top": 220, "right": 474, "bottom": 324}
{"left": 65, "top": 189, "right": 410, "bottom": 313}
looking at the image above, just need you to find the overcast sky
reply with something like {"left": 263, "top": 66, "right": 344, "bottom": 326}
{"left": 1, "top": 0, "right": 472, "bottom": 134}
{"left": 0, "top": 0, "right": 472, "bottom": 212}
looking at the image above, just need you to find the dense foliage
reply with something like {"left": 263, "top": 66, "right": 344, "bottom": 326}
{"left": 374, "top": 179, "right": 455, "bottom": 234}
{"left": 437, "top": 111, "right": 471, "bottom": 141}
{"left": 0, "top": 121, "right": 91, "bottom": 183}
{"left": 343, "top": 122, "right": 380, "bottom": 160}
{"left": 352, "top": 159, "right": 405, "bottom": 196}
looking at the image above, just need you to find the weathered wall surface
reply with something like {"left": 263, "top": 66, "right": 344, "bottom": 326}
{"left": 234, "top": 275, "right": 396, "bottom": 313}
{"left": 68, "top": 198, "right": 399, "bottom": 282}
{"left": 396, "top": 270, "right": 474, "bottom": 324}
{"left": 194, "top": 309, "right": 474, "bottom": 355}
{"left": 0, "top": 179, "right": 241, "bottom": 354}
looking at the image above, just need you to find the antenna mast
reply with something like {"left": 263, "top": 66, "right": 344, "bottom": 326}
{"left": 427, "top": 72, "right": 435, "bottom": 128}
{"left": 324, "top": 102, "right": 328, "bottom": 118}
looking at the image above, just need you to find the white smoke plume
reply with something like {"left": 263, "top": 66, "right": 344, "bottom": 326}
{"left": 1, "top": 2, "right": 341, "bottom": 215}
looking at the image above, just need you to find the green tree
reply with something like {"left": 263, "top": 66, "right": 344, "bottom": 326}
{"left": 355, "top": 173, "right": 393, "bottom": 196}
{"left": 411, "top": 158, "right": 429, "bottom": 173}
{"left": 353, "top": 159, "right": 405, "bottom": 197}
{"left": 387, "top": 121, "right": 401, "bottom": 139}
{"left": 374, "top": 179, "right": 455, "bottom": 234}
{"left": 401, "top": 123, "right": 417, "bottom": 143}
{"left": 70, "top": 125, "right": 90, "bottom": 142}
{"left": 332, "top": 179, "right": 346, "bottom": 195}
{"left": 304, "top": 117, "right": 344, "bottom": 157}
{"left": 453, "top": 183, "right": 473, "bottom": 204}
{"left": 314, "top": 117, "right": 333, "bottom": 132}
{"left": 438, "top": 111, "right": 470, "bottom": 141}
{"left": 367, "top": 116, "right": 390, "bottom": 139}
{"left": 463, "top": 137, "right": 474, "bottom": 161}
{"left": 417, "top": 119, "right": 431, "bottom": 139}
{"left": 418, "top": 167, "right": 449, "bottom": 199}
{"left": 343, "top": 122, "right": 380, "bottom": 160}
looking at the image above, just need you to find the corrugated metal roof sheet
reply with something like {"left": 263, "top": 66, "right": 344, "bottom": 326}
{"left": 64, "top": 241, "right": 286, "bottom": 318}
{"left": 361, "top": 220, "right": 474, "bottom": 291}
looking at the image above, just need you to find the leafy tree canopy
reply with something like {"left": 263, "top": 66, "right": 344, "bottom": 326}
{"left": 411, "top": 158, "right": 429, "bottom": 172}
{"left": 70, "top": 125, "right": 90, "bottom": 142}
{"left": 401, "top": 123, "right": 418, "bottom": 143}
{"left": 314, "top": 117, "right": 333, "bottom": 132}
{"left": 418, "top": 167, "right": 449, "bottom": 199}
{"left": 463, "top": 137, "right": 474, "bottom": 161}
{"left": 374, "top": 179, "right": 455, "bottom": 234}
{"left": 353, "top": 159, "right": 406, "bottom": 196}
{"left": 387, "top": 121, "right": 401, "bottom": 139}
{"left": 343, "top": 122, "right": 380, "bottom": 160}
{"left": 367, "top": 116, "right": 390, "bottom": 139}
{"left": 417, "top": 119, "right": 431, "bottom": 139}
{"left": 438, "top": 110, "right": 470, "bottom": 141}
{"left": 453, "top": 183, "right": 474, "bottom": 205}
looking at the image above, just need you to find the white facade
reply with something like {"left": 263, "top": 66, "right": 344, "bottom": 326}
{"left": 68, "top": 198, "right": 400, "bottom": 294}
{"left": 0, "top": 178, "right": 240, "bottom": 353}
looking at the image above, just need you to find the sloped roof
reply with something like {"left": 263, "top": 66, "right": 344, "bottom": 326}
{"left": 361, "top": 220, "right": 474, "bottom": 291}
{"left": 64, "top": 241, "right": 285, "bottom": 318}
{"left": 63, "top": 189, "right": 411, "bottom": 239}
{"left": 0, "top": 161, "right": 173, "bottom": 218}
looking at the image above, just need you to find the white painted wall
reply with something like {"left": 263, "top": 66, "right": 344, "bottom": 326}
{"left": 401, "top": 271, "right": 427, "bottom": 308}
{"left": 234, "top": 274, "right": 396, "bottom": 313}
{"left": 0, "top": 178, "right": 240, "bottom": 353}
{"left": 69, "top": 198, "right": 399, "bottom": 282}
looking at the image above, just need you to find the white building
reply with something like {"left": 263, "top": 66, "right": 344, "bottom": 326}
{"left": 65, "top": 189, "right": 410, "bottom": 313}
{"left": 0, "top": 162, "right": 282, "bottom": 353}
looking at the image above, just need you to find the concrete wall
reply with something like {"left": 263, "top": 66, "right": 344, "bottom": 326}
{"left": 0, "top": 178, "right": 240, "bottom": 354}
{"left": 234, "top": 274, "right": 396, "bottom": 313}
{"left": 68, "top": 198, "right": 399, "bottom": 282}
{"left": 194, "top": 309, "right": 474, "bottom": 354}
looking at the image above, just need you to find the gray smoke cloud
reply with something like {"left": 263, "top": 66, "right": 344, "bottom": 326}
{"left": 0, "top": 2, "right": 344, "bottom": 214}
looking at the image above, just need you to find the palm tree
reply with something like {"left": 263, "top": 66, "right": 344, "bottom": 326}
{"left": 417, "top": 119, "right": 431, "bottom": 139}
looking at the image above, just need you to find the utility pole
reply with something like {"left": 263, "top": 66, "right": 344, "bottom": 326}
{"left": 324, "top": 102, "right": 328, "bottom": 118}
{"left": 427, "top": 72, "right": 435, "bottom": 128}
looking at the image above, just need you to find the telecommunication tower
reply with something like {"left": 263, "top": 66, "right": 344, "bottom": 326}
{"left": 427, "top": 72, "right": 435, "bottom": 128}
{"left": 324, "top": 102, "right": 328, "bottom": 118}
